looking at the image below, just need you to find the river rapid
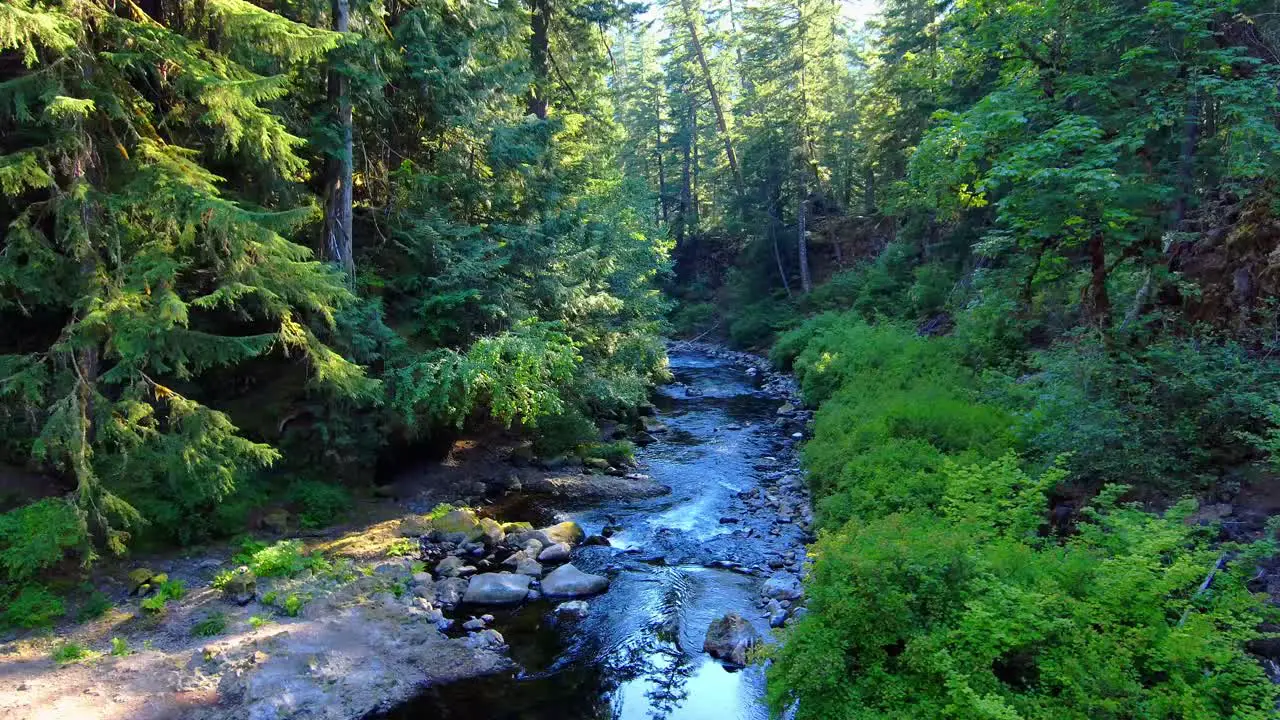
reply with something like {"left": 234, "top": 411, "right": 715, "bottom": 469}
{"left": 380, "top": 346, "right": 813, "bottom": 720}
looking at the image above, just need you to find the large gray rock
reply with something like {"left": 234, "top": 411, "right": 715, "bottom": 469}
{"left": 478, "top": 518, "right": 505, "bottom": 546}
{"left": 514, "top": 558, "right": 543, "bottom": 577}
{"left": 537, "top": 542, "right": 572, "bottom": 563}
{"left": 462, "top": 573, "right": 532, "bottom": 605}
{"left": 761, "top": 572, "right": 803, "bottom": 601}
{"left": 435, "top": 577, "right": 469, "bottom": 607}
{"left": 541, "top": 563, "right": 608, "bottom": 597}
{"left": 703, "top": 612, "right": 760, "bottom": 666}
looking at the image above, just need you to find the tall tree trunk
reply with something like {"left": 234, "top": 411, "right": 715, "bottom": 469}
{"left": 680, "top": 0, "right": 743, "bottom": 194}
{"left": 322, "top": 0, "right": 354, "bottom": 280}
{"left": 1086, "top": 232, "right": 1110, "bottom": 325}
{"left": 1123, "top": 79, "right": 1200, "bottom": 329}
{"left": 797, "top": 189, "right": 812, "bottom": 293}
{"left": 863, "top": 164, "right": 876, "bottom": 216}
{"left": 679, "top": 102, "right": 693, "bottom": 243}
{"left": 527, "top": 0, "right": 551, "bottom": 118}
{"left": 767, "top": 185, "right": 793, "bottom": 297}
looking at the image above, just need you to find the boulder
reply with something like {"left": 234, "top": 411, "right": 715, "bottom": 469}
{"left": 583, "top": 535, "right": 611, "bottom": 546}
{"left": 514, "top": 558, "right": 544, "bottom": 577}
{"left": 541, "top": 563, "right": 609, "bottom": 598}
{"left": 398, "top": 516, "right": 432, "bottom": 537}
{"left": 411, "top": 572, "right": 435, "bottom": 599}
{"left": 762, "top": 572, "right": 803, "bottom": 601}
{"left": 462, "top": 573, "right": 532, "bottom": 605}
{"left": 537, "top": 542, "right": 572, "bottom": 563}
{"left": 640, "top": 417, "right": 668, "bottom": 434}
{"left": 432, "top": 508, "right": 483, "bottom": 542}
{"left": 502, "top": 521, "right": 534, "bottom": 535}
{"left": 435, "top": 577, "right": 469, "bottom": 607}
{"left": 776, "top": 403, "right": 796, "bottom": 415}
{"left": 462, "top": 628, "right": 506, "bottom": 651}
{"left": 478, "top": 518, "right": 505, "bottom": 546}
{"left": 129, "top": 568, "right": 158, "bottom": 594}
{"left": 703, "top": 612, "right": 760, "bottom": 666}
{"left": 554, "top": 600, "right": 590, "bottom": 618}
{"left": 436, "top": 556, "right": 467, "bottom": 577}
{"left": 541, "top": 521, "right": 585, "bottom": 546}
{"left": 220, "top": 566, "right": 257, "bottom": 606}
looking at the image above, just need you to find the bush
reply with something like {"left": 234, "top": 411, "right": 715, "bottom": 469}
{"left": 192, "top": 612, "right": 227, "bottom": 637}
{"left": 766, "top": 313, "right": 1278, "bottom": 718}
{"left": 669, "top": 301, "right": 717, "bottom": 337}
{"left": 0, "top": 498, "right": 84, "bottom": 582}
{"left": 1010, "top": 333, "right": 1280, "bottom": 497}
{"left": 287, "top": 480, "right": 351, "bottom": 529}
{"left": 532, "top": 409, "right": 598, "bottom": 459}
{"left": 110, "top": 637, "right": 130, "bottom": 656}
{"left": 3, "top": 584, "right": 65, "bottom": 629}
{"left": 52, "top": 641, "right": 95, "bottom": 665}
{"left": 236, "top": 539, "right": 310, "bottom": 578}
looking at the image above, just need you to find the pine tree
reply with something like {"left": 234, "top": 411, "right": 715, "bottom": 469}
{"left": 0, "top": 0, "right": 370, "bottom": 559}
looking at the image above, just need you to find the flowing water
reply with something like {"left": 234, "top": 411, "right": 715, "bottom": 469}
{"left": 380, "top": 348, "right": 808, "bottom": 720}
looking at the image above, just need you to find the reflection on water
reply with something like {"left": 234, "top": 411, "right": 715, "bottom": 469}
{"left": 379, "top": 350, "right": 788, "bottom": 720}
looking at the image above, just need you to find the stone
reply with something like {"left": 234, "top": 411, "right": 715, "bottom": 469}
{"left": 478, "top": 518, "right": 505, "bottom": 546}
{"left": 398, "top": 516, "right": 432, "bottom": 537}
{"left": 502, "top": 521, "right": 534, "bottom": 535}
{"left": 537, "top": 542, "right": 572, "bottom": 563}
{"left": 541, "top": 563, "right": 609, "bottom": 598}
{"left": 412, "top": 573, "right": 435, "bottom": 598}
{"left": 762, "top": 572, "right": 804, "bottom": 601}
{"left": 776, "top": 403, "right": 796, "bottom": 415}
{"left": 583, "top": 534, "right": 611, "bottom": 546}
{"left": 432, "top": 508, "right": 483, "bottom": 542}
{"left": 703, "top": 612, "right": 760, "bottom": 666}
{"left": 701, "top": 614, "right": 757, "bottom": 666}
{"left": 514, "top": 558, "right": 544, "bottom": 577}
{"left": 462, "top": 573, "right": 532, "bottom": 605}
{"left": 220, "top": 566, "right": 257, "bottom": 605}
{"left": 541, "top": 521, "right": 585, "bottom": 546}
{"left": 718, "top": 516, "right": 739, "bottom": 524}
{"left": 462, "top": 617, "right": 486, "bottom": 630}
{"left": 129, "top": 568, "right": 158, "bottom": 594}
{"left": 436, "top": 556, "right": 466, "bottom": 577}
{"left": 435, "top": 577, "right": 469, "bottom": 607}
{"left": 463, "top": 629, "right": 506, "bottom": 651}
{"left": 584, "top": 457, "right": 610, "bottom": 470}
{"left": 554, "top": 600, "right": 590, "bottom": 618}
{"left": 641, "top": 416, "right": 668, "bottom": 434}
{"left": 766, "top": 599, "right": 788, "bottom": 628}
{"left": 601, "top": 524, "right": 623, "bottom": 537}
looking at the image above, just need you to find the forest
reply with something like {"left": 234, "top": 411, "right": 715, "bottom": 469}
{"left": 4, "top": 0, "right": 1280, "bottom": 717}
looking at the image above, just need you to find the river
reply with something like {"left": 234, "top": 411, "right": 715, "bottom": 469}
{"left": 379, "top": 346, "right": 811, "bottom": 720}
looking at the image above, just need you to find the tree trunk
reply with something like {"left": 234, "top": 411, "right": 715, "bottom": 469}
{"left": 863, "top": 164, "right": 876, "bottom": 215}
{"left": 1086, "top": 233, "right": 1110, "bottom": 325}
{"left": 527, "top": 0, "right": 551, "bottom": 118}
{"left": 680, "top": 0, "right": 743, "bottom": 194}
{"left": 678, "top": 102, "right": 693, "bottom": 243}
{"left": 654, "top": 85, "right": 668, "bottom": 225}
{"left": 322, "top": 0, "right": 354, "bottom": 280}
{"left": 797, "top": 189, "right": 812, "bottom": 293}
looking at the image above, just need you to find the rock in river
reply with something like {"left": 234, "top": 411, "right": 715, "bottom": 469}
{"left": 761, "top": 571, "right": 803, "bottom": 601}
{"left": 537, "top": 542, "right": 572, "bottom": 563}
{"left": 463, "top": 573, "right": 532, "bottom": 605}
{"left": 542, "top": 521, "right": 585, "bottom": 546}
{"left": 541, "top": 563, "right": 609, "bottom": 597}
{"left": 703, "top": 612, "right": 760, "bottom": 666}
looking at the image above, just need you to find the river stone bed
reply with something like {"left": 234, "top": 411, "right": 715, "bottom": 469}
{"left": 378, "top": 342, "right": 814, "bottom": 720}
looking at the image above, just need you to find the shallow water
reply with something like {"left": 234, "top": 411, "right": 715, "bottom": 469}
{"left": 381, "top": 349, "right": 803, "bottom": 720}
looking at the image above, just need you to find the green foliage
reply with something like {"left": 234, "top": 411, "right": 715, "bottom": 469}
{"left": 0, "top": 498, "right": 84, "bottom": 582}
{"left": 139, "top": 579, "right": 184, "bottom": 615}
{"left": 532, "top": 409, "right": 599, "bottom": 459}
{"left": 287, "top": 480, "right": 350, "bottom": 529}
{"left": 236, "top": 539, "right": 309, "bottom": 578}
{"left": 1004, "top": 333, "right": 1280, "bottom": 496}
{"left": 110, "top": 637, "right": 130, "bottom": 656}
{"left": 191, "top": 612, "right": 227, "bottom": 637}
{"left": 76, "top": 590, "right": 112, "bottom": 622}
{"left": 249, "top": 615, "right": 271, "bottom": 629}
{"left": 51, "top": 641, "right": 95, "bottom": 665}
{"left": 3, "top": 584, "right": 65, "bottom": 629}
{"left": 385, "top": 538, "right": 416, "bottom": 557}
{"left": 768, "top": 317, "right": 1279, "bottom": 718}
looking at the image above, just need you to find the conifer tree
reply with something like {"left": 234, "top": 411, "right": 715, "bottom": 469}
{"left": 0, "top": 0, "right": 369, "bottom": 558}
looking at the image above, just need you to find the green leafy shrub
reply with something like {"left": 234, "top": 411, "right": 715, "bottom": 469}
{"left": 1010, "top": 333, "right": 1280, "bottom": 496}
{"left": 0, "top": 498, "right": 84, "bottom": 582}
{"left": 237, "top": 540, "right": 310, "bottom": 578}
{"left": 3, "top": 584, "right": 65, "bottom": 629}
{"left": 52, "top": 641, "right": 96, "bottom": 665}
{"left": 532, "top": 409, "right": 598, "bottom": 459}
{"left": 282, "top": 593, "right": 305, "bottom": 617}
{"left": 110, "top": 637, "right": 130, "bottom": 656}
{"left": 669, "top": 301, "right": 717, "bottom": 336}
{"left": 287, "top": 480, "right": 351, "bottom": 529}
{"left": 386, "top": 539, "right": 416, "bottom": 557}
{"left": 192, "top": 612, "right": 227, "bottom": 637}
{"left": 76, "top": 590, "right": 113, "bottom": 622}
{"left": 249, "top": 615, "right": 271, "bottom": 629}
